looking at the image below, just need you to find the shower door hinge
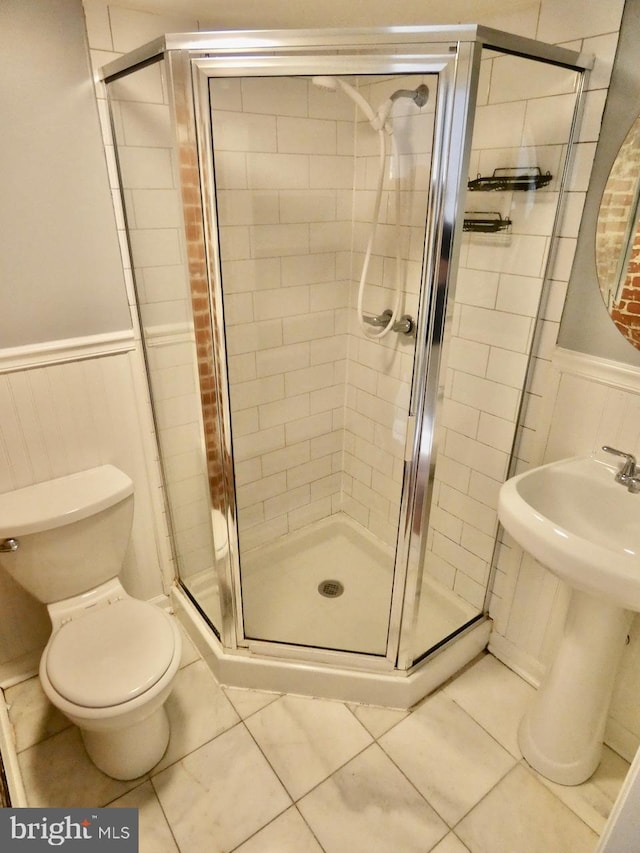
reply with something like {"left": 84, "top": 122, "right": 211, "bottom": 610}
{"left": 404, "top": 415, "right": 417, "bottom": 462}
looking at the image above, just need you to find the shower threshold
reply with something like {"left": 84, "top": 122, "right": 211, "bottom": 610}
{"left": 174, "top": 585, "right": 489, "bottom": 708}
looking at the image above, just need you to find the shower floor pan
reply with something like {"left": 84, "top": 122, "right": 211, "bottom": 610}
{"left": 174, "top": 514, "right": 490, "bottom": 708}
{"left": 241, "top": 515, "right": 478, "bottom": 655}
{"left": 241, "top": 515, "right": 395, "bottom": 655}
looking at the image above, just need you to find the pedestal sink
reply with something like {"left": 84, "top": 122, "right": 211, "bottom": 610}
{"left": 498, "top": 455, "right": 640, "bottom": 785}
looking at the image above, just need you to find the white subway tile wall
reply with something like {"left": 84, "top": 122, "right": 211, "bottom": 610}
{"left": 487, "top": 0, "right": 626, "bottom": 674}
{"left": 108, "top": 62, "right": 217, "bottom": 589}
{"left": 213, "top": 75, "right": 433, "bottom": 554}
{"left": 418, "top": 52, "right": 583, "bottom": 625}
{"left": 105, "top": 39, "right": 588, "bottom": 635}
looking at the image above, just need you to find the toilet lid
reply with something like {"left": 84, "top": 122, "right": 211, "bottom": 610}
{"left": 45, "top": 599, "right": 176, "bottom": 708}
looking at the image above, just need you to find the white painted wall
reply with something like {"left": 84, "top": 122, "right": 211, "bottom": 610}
{"left": 0, "top": 0, "right": 170, "bottom": 675}
{"left": 0, "top": 0, "right": 131, "bottom": 349}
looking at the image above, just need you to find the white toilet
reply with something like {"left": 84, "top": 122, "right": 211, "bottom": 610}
{"left": 0, "top": 465, "right": 182, "bottom": 780}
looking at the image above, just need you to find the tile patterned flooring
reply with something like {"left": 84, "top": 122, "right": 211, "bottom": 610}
{"left": 3, "top": 629, "right": 629, "bottom": 852}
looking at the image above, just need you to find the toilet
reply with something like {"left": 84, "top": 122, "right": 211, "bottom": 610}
{"left": 0, "top": 465, "right": 182, "bottom": 780}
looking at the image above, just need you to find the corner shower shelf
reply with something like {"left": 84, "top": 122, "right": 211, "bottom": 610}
{"left": 468, "top": 167, "right": 553, "bottom": 191}
{"left": 463, "top": 211, "right": 512, "bottom": 233}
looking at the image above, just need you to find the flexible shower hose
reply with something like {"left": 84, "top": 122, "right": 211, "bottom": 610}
{"left": 356, "top": 125, "right": 403, "bottom": 339}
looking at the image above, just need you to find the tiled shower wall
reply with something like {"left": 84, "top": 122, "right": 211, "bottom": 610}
{"left": 107, "top": 61, "right": 216, "bottom": 583}
{"left": 489, "top": 10, "right": 623, "bottom": 646}
{"left": 217, "top": 75, "right": 435, "bottom": 552}
{"left": 422, "top": 54, "right": 583, "bottom": 610}
{"left": 111, "top": 52, "right": 584, "bottom": 623}
{"left": 341, "top": 77, "right": 433, "bottom": 548}
{"left": 214, "top": 76, "right": 353, "bottom": 551}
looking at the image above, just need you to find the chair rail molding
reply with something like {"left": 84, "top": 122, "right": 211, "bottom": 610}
{"left": 0, "top": 330, "right": 136, "bottom": 374}
{"left": 552, "top": 346, "right": 640, "bottom": 394}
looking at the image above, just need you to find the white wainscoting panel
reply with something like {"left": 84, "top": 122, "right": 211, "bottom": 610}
{"left": 0, "top": 333, "right": 170, "bottom": 674}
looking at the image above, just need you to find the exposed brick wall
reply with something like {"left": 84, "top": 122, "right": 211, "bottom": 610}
{"left": 178, "top": 139, "right": 232, "bottom": 512}
{"left": 596, "top": 116, "right": 640, "bottom": 348}
{"left": 611, "top": 234, "right": 640, "bottom": 347}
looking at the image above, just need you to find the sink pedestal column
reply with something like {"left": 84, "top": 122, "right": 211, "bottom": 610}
{"left": 518, "top": 587, "right": 632, "bottom": 786}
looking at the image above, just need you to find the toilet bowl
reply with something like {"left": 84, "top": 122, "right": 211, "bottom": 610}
{"left": 0, "top": 466, "right": 182, "bottom": 780}
{"left": 40, "top": 578, "right": 182, "bottom": 780}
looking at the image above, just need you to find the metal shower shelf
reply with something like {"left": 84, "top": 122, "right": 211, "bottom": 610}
{"left": 463, "top": 211, "right": 512, "bottom": 233}
{"left": 467, "top": 167, "right": 553, "bottom": 191}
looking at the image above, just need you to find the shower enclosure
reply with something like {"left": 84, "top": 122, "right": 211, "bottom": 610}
{"left": 102, "top": 27, "right": 590, "bottom": 705}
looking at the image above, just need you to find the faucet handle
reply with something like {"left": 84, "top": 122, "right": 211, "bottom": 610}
{"left": 626, "top": 477, "right": 640, "bottom": 494}
{"left": 602, "top": 446, "right": 637, "bottom": 479}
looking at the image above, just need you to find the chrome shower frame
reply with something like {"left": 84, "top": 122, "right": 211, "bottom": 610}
{"left": 102, "top": 26, "right": 592, "bottom": 705}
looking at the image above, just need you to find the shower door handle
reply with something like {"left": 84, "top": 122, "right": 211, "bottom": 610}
{"left": 404, "top": 416, "right": 417, "bottom": 462}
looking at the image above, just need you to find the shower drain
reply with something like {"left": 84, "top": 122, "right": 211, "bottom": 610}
{"left": 318, "top": 579, "right": 344, "bottom": 598}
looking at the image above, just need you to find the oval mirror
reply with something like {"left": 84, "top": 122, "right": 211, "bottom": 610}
{"left": 596, "top": 113, "right": 640, "bottom": 349}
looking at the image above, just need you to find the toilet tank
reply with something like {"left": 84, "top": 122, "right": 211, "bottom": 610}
{"left": 0, "top": 466, "right": 134, "bottom": 603}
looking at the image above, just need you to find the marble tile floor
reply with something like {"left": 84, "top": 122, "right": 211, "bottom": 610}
{"left": 2, "top": 629, "right": 630, "bottom": 853}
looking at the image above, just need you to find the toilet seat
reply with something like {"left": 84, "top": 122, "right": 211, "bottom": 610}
{"left": 45, "top": 599, "right": 176, "bottom": 709}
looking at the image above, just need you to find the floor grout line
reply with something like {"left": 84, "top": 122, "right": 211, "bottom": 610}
{"left": 6, "top": 649, "right": 628, "bottom": 850}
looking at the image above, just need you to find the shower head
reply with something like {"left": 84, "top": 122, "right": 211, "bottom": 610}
{"left": 414, "top": 84, "right": 429, "bottom": 107}
{"left": 311, "top": 77, "right": 430, "bottom": 134}
{"left": 375, "top": 83, "right": 430, "bottom": 131}
{"left": 311, "top": 75, "right": 378, "bottom": 129}
{"left": 390, "top": 84, "right": 430, "bottom": 108}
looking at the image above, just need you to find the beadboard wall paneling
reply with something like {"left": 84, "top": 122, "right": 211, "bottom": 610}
{"left": 0, "top": 339, "right": 170, "bottom": 670}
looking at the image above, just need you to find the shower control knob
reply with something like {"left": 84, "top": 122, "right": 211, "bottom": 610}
{"left": 393, "top": 314, "right": 415, "bottom": 336}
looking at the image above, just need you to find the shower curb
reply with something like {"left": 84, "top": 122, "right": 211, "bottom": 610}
{"left": 173, "top": 586, "right": 492, "bottom": 710}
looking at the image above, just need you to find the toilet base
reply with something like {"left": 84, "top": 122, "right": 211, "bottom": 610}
{"left": 81, "top": 705, "right": 170, "bottom": 780}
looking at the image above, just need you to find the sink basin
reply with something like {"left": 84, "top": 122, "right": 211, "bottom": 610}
{"left": 498, "top": 454, "right": 639, "bottom": 785}
{"left": 498, "top": 455, "right": 640, "bottom": 611}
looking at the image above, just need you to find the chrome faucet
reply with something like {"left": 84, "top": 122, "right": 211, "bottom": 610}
{"left": 602, "top": 446, "right": 640, "bottom": 491}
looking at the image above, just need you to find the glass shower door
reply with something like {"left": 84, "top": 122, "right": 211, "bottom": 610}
{"left": 209, "top": 72, "right": 436, "bottom": 655}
